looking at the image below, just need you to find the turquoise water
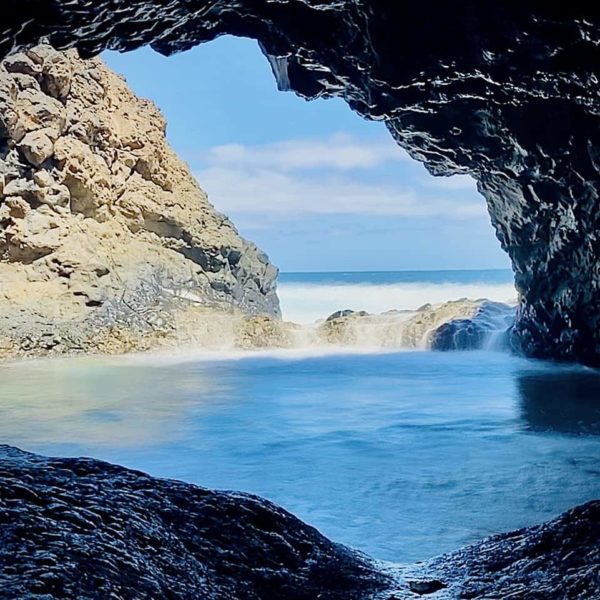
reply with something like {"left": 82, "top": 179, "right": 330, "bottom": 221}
{"left": 0, "top": 270, "right": 598, "bottom": 563}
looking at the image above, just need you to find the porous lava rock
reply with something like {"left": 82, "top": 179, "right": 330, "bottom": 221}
{"left": 0, "top": 445, "right": 389, "bottom": 599}
{"left": 0, "top": 445, "right": 598, "bottom": 600}
{"left": 0, "top": 44, "right": 280, "bottom": 357}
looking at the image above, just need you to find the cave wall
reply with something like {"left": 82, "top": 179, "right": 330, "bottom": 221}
{"left": 2, "top": 2, "right": 600, "bottom": 363}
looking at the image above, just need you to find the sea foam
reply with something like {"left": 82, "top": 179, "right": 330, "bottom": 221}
{"left": 278, "top": 281, "right": 517, "bottom": 324}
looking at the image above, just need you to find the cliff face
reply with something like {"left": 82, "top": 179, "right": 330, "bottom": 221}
{"left": 0, "top": 45, "right": 279, "bottom": 356}
{"left": 1, "top": 3, "right": 597, "bottom": 364}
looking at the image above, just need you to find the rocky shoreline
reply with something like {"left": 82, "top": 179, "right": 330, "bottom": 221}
{"left": 0, "top": 45, "right": 519, "bottom": 361}
{"left": 0, "top": 445, "right": 597, "bottom": 600}
{"left": 0, "top": 297, "right": 517, "bottom": 361}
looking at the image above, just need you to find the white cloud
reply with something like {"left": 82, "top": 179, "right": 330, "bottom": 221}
{"left": 193, "top": 135, "right": 487, "bottom": 221}
{"left": 198, "top": 166, "right": 485, "bottom": 219}
{"left": 204, "top": 133, "right": 410, "bottom": 171}
{"left": 421, "top": 174, "right": 478, "bottom": 191}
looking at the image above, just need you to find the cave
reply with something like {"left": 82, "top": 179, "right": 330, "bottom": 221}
{"left": 3, "top": 2, "right": 600, "bottom": 364}
{"left": 0, "top": 3, "right": 599, "bottom": 599}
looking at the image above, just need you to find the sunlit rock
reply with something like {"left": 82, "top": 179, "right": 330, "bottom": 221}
{"left": 0, "top": 45, "right": 280, "bottom": 358}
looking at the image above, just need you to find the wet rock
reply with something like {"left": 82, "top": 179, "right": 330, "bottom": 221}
{"left": 422, "top": 501, "right": 600, "bottom": 599}
{"left": 408, "top": 579, "right": 447, "bottom": 595}
{"left": 0, "top": 446, "right": 598, "bottom": 599}
{"left": 430, "top": 301, "right": 515, "bottom": 351}
{"left": 317, "top": 300, "right": 503, "bottom": 349}
{"left": 0, "top": 446, "right": 389, "bottom": 600}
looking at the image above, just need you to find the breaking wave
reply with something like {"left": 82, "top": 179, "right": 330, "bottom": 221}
{"left": 278, "top": 280, "right": 517, "bottom": 324}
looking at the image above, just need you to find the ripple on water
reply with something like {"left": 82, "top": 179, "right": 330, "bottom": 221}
{"left": 0, "top": 349, "right": 598, "bottom": 562}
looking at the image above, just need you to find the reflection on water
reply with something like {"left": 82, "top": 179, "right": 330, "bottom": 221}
{"left": 0, "top": 349, "right": 598, "bottom": 562}
{"left": 0, "top": 357, "right": 224, "bottom": 447}
{"left": 519, "top": 370, "right": 600, "bottom": 436}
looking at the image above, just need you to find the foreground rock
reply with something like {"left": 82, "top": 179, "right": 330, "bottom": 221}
{"left": 0, "top": 46, "right": 279, "bottom": 358}
{"left": 414, "top": 501, "right": 600, "bottom": 599}
{"left": 0, "top": 446, "right": 598, "bottom": 600}
{"left": 0, "top": 446, "right": 389, "bottom": 600}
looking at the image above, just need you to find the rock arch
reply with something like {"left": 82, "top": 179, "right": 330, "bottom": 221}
{"left": 2, "top": 2, "right": 600, "bottom": 363}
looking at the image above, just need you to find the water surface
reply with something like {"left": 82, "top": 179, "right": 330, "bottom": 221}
{"left": 1, "top": 349, "right": 598, "bottom": 562}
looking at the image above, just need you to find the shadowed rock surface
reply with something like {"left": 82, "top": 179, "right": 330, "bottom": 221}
{"left": 0, "top": 446, "right": 598, "bottom": 600}
{"left": 417, "top": 500, "right": 600, "bottom": 600}
{"left": 430, "top": 301, "right": 515, "bottom": 351}
{"left": 2, "top": 3, "right": 599, "bottom": 363}
{"left": 0, "top": 446, "right": 389, "bottom": 600}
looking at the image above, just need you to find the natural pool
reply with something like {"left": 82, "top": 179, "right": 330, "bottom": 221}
{"left": 1, "top": 348, "right": 598, "bottom": 562}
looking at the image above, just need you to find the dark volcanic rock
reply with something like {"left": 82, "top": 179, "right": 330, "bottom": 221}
{"left": 407, "top": 579, "right": 447, "bottom": 595}
{"left": 0, "top": 445, "right": 389, "bottom": 600}
{"left": 2, "top": 4, "right": 600, "bottom": 364}
{"left": 430, "top": 301, "right": 515, "bottom": 351}
{"left": 0, "top": 445, "right": 598, "bottom": 599}
{"left": 423, "top": 500, "right": 600, "bottom": 599}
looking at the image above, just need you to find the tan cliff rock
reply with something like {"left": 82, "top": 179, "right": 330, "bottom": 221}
{"left": 0, "top": 45, "right": 279, "bottom": 358}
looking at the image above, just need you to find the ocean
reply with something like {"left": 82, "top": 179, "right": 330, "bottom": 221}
{"left": 1, "top": 269, "right": 598, "bottom": 563}
{"left": 278, "top": 269, "right": 517, "bottom": 323}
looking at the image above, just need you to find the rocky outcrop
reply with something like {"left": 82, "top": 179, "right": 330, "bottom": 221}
{"left": 0, "top": 445, "right": 598, "bottom": 600}
{"left": 0, "top": 445, "right": 388, "bottom": 600}
{"left": 1, "top": 4, "right": 598, "bottom": 364}
{"left": 429, "top": 301, "right": 515, "bottom": 351}
{"left": 412, "top": 500, "right": 600, "bottom": 599}
{"left": 0, "top": 45, "right": 279, "bottom": 357}
{"left": 316, "top": 300, "right": 515, "bottom": 350}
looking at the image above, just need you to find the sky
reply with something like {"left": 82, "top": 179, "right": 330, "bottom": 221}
{"left": 103, "top": 36, "right": 510, "bottom": 272}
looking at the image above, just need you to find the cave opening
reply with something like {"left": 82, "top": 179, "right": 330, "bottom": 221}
{"left": 102, "top": 35, "right": 514, "bottom": 324}
{"left": 0, "top": 6, "right": 599, "bottom": 598}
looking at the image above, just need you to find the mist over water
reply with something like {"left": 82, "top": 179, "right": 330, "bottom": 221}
{"left": 278, "top": 270, "right": 517, "bottom": 323}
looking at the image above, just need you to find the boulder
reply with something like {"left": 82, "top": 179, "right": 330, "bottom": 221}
{"left": 18, "top": 129, "right": 54, "bottom": 166}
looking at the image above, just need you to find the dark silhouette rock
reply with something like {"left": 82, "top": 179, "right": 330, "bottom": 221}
{"left": 0, "top": 446, "right": 598, "bottom": 599}
{"left": 0, "top": 445, "right": 389, "bottom": 600}
{"left": 424, "top": 500, "right": 600, "bottom": 599}
{"left": 407, "top": 579, "right": 447, "bottom": 595}
{"left": 430, "top": 301, "right": 514, "bottom": 351}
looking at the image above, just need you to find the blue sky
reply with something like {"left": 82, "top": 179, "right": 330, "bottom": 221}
{"left": 103, "top": 36, "right": 510, "bottom": 272}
